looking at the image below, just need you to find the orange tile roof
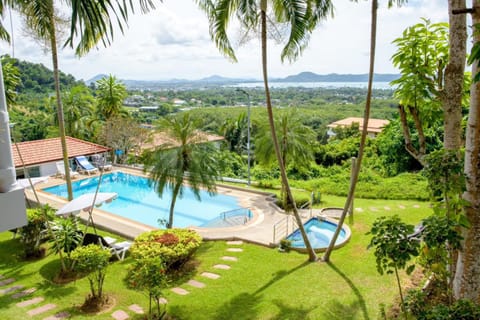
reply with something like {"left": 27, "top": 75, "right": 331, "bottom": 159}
{"left": 12, "top": 136, "right": 110, "bottom": 168}
{"left": 327, "top": 117, "right": 390, "bottom": 133}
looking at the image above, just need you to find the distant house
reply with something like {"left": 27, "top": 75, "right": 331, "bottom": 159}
{"left": 327, "top": 117, "right": 390, "bottom": 138}
{"left": 12, "top": 136, "right": 110, "bottom": 177}
{"left": 172, "top": 98, "right": 186, "bottom": 106}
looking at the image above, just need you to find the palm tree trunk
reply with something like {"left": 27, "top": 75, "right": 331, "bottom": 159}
{"left": 48, "top": 0, "right": 73, "bottom": 200}
{"left": 323, "top": 0, "right": 378, "bottom": 262}
{"left": 168, "top": 184, "right": 181, "bottom": 229}
{"left": 259, "top": 1, "right": 316, "bottom": 262}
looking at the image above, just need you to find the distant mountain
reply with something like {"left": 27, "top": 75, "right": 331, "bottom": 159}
{"left": 85, "top": 71, "right": 400, "bottom": 89}
{"left": 86, "top": 74, "right": 109, "bottom": 84}
{"left": 278, "top": 72, "right": 399, "bottom": 82}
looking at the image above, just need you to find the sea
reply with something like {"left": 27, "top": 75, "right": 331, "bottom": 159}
{"left": 226, "top": 81, "right": 393, "bottom": 89}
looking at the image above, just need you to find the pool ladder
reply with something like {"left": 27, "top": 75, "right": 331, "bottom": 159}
{"left": 272, "top": 215, "right": 299, "bottom": 244}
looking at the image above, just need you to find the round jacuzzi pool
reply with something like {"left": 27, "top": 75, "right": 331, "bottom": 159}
{"left": 285, "top": 217, "right": 351, "bottom": 252}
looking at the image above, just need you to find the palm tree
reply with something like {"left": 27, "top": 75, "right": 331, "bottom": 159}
{"left": 96, "top": 74, "right": 128, "bottom": 121}
{"left": 255, "top": 108, "right": 315, "bottom": 208}
{"left": 322, "top": 0, "right": 407, "bottom": 262}
{"left": 197, "top": 0, "right": 333, "bottom": 262}
{"left": 142, "top": 113, "right": 221, "bottom": 229}
{"left": 1, "top": 0, "right": 157, "bottom": 200}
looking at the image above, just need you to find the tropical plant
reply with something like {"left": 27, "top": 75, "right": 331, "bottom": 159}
{"left": 197, "top": 0, "right": 334, "bottom": 262}
{"left": 141, "top": 113, "right": 221, "bottom": 228}
{"left": 96, "top": 74, "right": 128, "bottom": 120}
{"left": 125, "top": 257, "right": 167, "bottom": 320}
{"left": 60, "top": 85, "right": 96, "bottom": 139}
{"left": 0, "top": 56, "right": 21, "bottom": 105}
{"left": 71, "top": 244, "right": 111, "bottom": 306}
{"left": 368, "top": 215, "right": 420, "bottom": 320}
{"left": 50, "top": 217, "right": 83, "bottom": 275}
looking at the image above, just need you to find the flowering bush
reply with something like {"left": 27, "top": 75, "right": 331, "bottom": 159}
{"left": 131, "top": 229, "right": 201, "bottom": 271}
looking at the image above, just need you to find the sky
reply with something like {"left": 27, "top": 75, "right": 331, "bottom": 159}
{"left": 0, "top": 0, "right": 449, "bottom": 82}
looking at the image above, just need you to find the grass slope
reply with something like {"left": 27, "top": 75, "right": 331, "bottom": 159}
{"left": 0, "top": 197, "right": 429, "bottom": 319}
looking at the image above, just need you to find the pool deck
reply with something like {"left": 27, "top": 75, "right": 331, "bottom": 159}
{"left": 25, "top": 167, "right": 319, "bottom": 247}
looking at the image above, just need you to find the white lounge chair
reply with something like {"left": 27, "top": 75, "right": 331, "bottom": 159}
{"left": 74, "top": 156, "right": 99, "bottom": 175}
{"left": 56, "top": 161, "right": 79, "bottom": 179}
{"left": 91, "top": 154, "right": 113, "bottom": 171}
{"left": 82, "top": 233, "right": 132, "bottom": 261}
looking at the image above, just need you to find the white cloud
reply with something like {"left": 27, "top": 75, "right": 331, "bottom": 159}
{"left": 0, "top": 0, "right": 449, "bottom": 81}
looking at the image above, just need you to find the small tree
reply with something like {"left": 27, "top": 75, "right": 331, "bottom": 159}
{"left": 71, "top": 244, "right": 110, "bottom": 308}
{"left": 368, "top": 215, "right": 420, "bottom": 320}
{"left": 126, "top": 257, "right": 167, "bottom": 320}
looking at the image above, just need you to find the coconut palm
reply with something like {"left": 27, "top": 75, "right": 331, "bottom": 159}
{"left": 96, "top": 74, "right": 128, "bottom": 121}
{"left": 197, "top": 0, "right": 333, "bottom": 262}
{"left": 142, "top": 113, "right": 221, "bottom": 229}
{"left": 1, "top": 0, "right": 157, "bottom": 200}
{"left": 322, "top": 0, "right": 407, "bottom": 262}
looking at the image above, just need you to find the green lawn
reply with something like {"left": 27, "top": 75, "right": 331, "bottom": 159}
{"left": 0, "top": 196, "right": 430, "bottom": 319}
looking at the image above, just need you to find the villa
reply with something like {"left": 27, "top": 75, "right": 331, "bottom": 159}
{"left": 327, "top": 117, "right": 390, "bottom": 138}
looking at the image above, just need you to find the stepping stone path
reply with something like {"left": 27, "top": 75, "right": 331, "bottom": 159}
{"left": 12, "top": 287, "right": 36, "bottom": 299}
{"left": 0, "top": 278, "right": 15, "bottom": 286}
{"left": 27, "top": 303, "right": 57, "bottom": 316}
{"left": 398, "top": 205, "right": 406, "bottom": 209}
{"left": 222, "top": 256, "right": 238, "bottom": 262}
{"left": 201, "top": 272, "right": 220, "bottom": 280}
{"left": 158, "top": 297, "right": 168, "bottom": 304}
{"left": 384, "top": 206, "right": 391, "bottom": 211}
{"left": 226, "top": 240, "right": 243, "bottom": 245}
{"left": 17, "top": 297, "right": 44, "bottom": 307}
{"left": 43, "top": 311, "right": 70, "bottom": 320}
{"left": 369, "top": 207, "right": 379, "bottom": 212}
{"left": 0, "top": 285, "right": 23, "bottom": 294}
{"left": 128, "top": 304, "right": 144, "bottom": 314}
{"left": 187, "top": 280, "right": 206, "bottom": 288}
{"left": 413, "top": 204, "right": 420, "bottom": 208}
{"left": 112, "top": 310, "right": 129, "bottom": 320}
{"left": 171, "top": 287, "right": 190, "bottom": 295}
{"left": 355, "top": 208, "right": 364, "bottom": 212}
{"left": 227, "top": 248, "right": 243, "bottom": 252}
{"left": 213, "top": 264, "right": 231, "bottom": 270}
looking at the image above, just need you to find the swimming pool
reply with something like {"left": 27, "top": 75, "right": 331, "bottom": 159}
{"left": 286, "top": 217, "right": 350, "bottom": 252}
{"left": 43, "top": 172, "right": 246, "bottom": 228}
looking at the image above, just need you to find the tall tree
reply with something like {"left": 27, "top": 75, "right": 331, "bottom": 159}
{"left": 142, "top": 113, "right": 221, "bottom": 229}
{"left": 96, "top": 74, "right": 128, "bottom": 121}
{"left": 197, "top": 0, "right": 334, "bottom": 262}
{"left": 453, "top": 0, "right": 480, "bottom": 302}
{"left": 323, "top": 0, "right": 407, "bottom": 262}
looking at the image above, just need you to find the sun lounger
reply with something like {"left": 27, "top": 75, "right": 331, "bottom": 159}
{"left": 56, "top": 161, "right": 79, "bottom": 179}
{"left": 74, "top": 156, "right": 99, "bottom": 175}
{"left": 82, "top": 233, "right": 131, "bottom": 261}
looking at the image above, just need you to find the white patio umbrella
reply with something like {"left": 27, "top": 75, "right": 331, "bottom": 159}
{"left": 56, "top": 192, "right": 117, "bottom": 216}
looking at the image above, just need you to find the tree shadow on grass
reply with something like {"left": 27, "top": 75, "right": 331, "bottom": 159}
{"left": 326, "top": 262, "right": 370, "bottom": 320}
{"left": 38, "top": 259, "right": 78, "bottom": 298}
{"left": 254, "top": 261, "right": 310, "bottom": 295}
{"left": 270, "top": 299, "right": 315, "bottom": 320}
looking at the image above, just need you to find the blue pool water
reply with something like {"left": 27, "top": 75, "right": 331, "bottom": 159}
{"left": 43, "top": 172, "right": 244, "bottom": 228}
{"left": 286, "top": 217, "right": 348, "bottom": 249}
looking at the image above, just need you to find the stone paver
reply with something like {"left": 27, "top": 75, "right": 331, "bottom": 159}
{"left": 222, "top": 256, "right": 238, "bottom": 261}
{"left": 0, "top": 285, "right": 24, "bottom": 294}
{"left": 384, "top": 206, "right": 391, "bottom": 211}
{"left": 201, "top": 272, "right": 220, "bottom": 279}
{"left": 171, "top": 287, "right": 189, "bottom": 295}
{"left": 369, "top": 207, "right": 379, "bottom": 212}
{"left": 158, "top": 297, "right": 168, "bottom": 304}
{"left": 0, "top": 278, "right": 15, "bottom": 286}
{"left": 413, "top": 204, "right": 420, "bottom": 208}
{"left": 398, "top": 205, "right": 406, "bottom": 209}
{"left": 355, "top": 207, "right": 364, "bottom": 212}
{"left": 128, "top": 304, "right": 144, "bottom": 314}
{"left": 112, "top": 310, "right": 129, "bottom": 320}
{"left": 226, "top": 240, "right": 243, "bottom": 245}
{"left": 43, "top": 311, "right": 70, "bottom": 320}
{"left": 12, "top": 287, "right": 36, "bottom": 299}
{"left": 27, "top": 303, "right": 57, "bottom": 316}
{"left": 16, "top": 296, "right": 44, "bottom": 307}
{"left": 213, "top": 264, "right": 231, "bottom": 270}
{"left": 187, "top": 280, "right": 206, "bottom": 288}
{"left": 227, "top": 248, "right": 243, "bottom": 252}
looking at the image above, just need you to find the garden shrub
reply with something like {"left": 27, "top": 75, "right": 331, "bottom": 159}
{"left": 19, "top": 205, "right": 54, "bottom": 258}
{"left": 131, "top": 229, "right": 201, "bottom": 271}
